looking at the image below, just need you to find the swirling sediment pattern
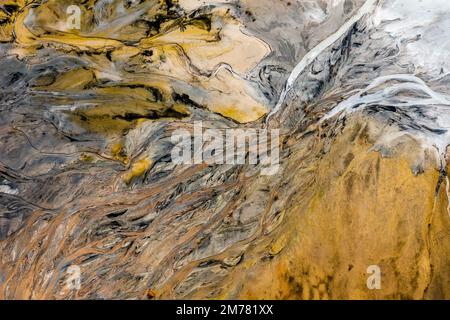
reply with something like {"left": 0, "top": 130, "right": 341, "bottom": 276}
{"left": 0, "top": 0, "right": 449, "bottom": 300}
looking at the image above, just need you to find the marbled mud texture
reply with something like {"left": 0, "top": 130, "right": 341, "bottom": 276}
{"left": 0, "top": 0, "right": 449, "bottom": 299}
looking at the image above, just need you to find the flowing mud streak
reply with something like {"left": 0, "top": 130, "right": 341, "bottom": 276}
{"left": 322, "top": 74, "right": 450, "bottom": 160}
{"left": 1, "top": 0, "right": 450, "bottom": 300}
{"left": 266, "top": 0, "right": 378, "bottom": 123}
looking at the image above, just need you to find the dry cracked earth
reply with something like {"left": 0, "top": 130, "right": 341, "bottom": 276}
{"left": 0, "top": 0, "right": 449, "bottom": 299}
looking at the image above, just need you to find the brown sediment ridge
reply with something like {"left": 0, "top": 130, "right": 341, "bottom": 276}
{"left": 1, "top": 114, "right": 449, "bottom": 299}
{"left": 201, "top": 116, "right": 450, "bottom": 300}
